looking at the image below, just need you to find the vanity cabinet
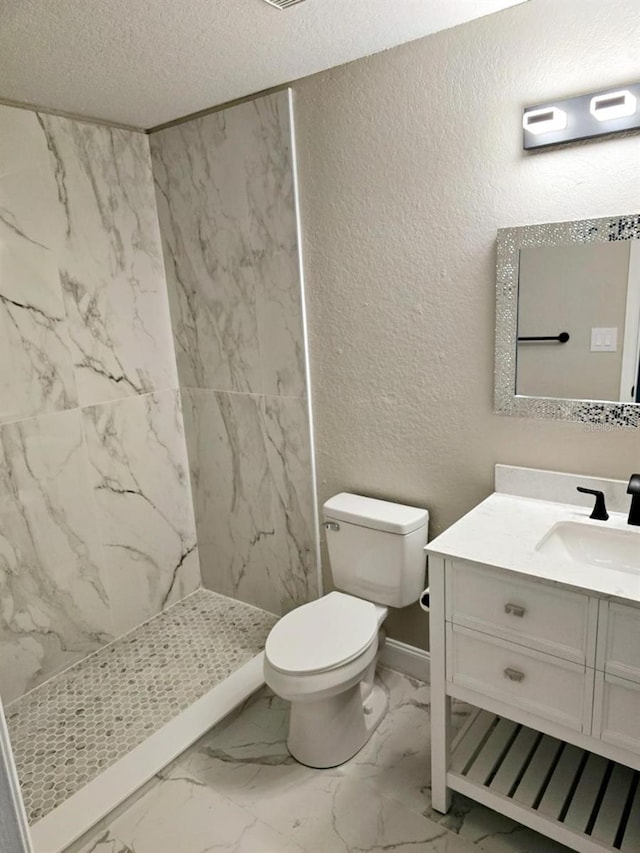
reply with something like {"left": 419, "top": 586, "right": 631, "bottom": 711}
{"left": 429, "top": 556, "right": 640, "bottom": 853}
{"left": 593, "top": 600, "right": 640, "bottom": 757}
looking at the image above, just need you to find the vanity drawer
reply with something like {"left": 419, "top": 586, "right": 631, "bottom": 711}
{"left": 597, "top": 600, "right": 640, "bottom": 683}
{"left": 593, "top": 671, "right": 640, "bottom": 755}
{"left": 447, "top": 624, "right": 593, "bottom": 732}
{"left": 446, "top": 560, "right": 595, "bottom": 665}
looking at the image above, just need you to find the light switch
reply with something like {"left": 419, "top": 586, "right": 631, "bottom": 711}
{"left": 590, "top": 327, "right": 618, "bottom": 352}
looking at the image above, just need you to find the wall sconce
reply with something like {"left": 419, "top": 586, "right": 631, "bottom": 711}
{"left": 523, "top": 82, "right": 640, "bottom": 150}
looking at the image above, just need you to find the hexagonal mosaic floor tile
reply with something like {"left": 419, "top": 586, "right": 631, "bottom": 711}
{"left": 5, "top": 590, "right": 276, "bottom": 823}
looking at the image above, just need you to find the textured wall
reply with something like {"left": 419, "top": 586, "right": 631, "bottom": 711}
{"left": 0, "top": 106, "right": 200, "bottom": 703}
{"left": 292, "top": 0, "right": 640, "bottom": 648}
{"left": 150, "top": 91, "right": 317, "bottom": 617}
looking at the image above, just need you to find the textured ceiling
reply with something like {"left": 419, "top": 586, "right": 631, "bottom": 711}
{"left": 0, "top": 0, "right": 526, "bottom": 129}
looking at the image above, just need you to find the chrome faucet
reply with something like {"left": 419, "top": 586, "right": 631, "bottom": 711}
{"left": 627, "top": 474, "right": 640, "bottom": 526}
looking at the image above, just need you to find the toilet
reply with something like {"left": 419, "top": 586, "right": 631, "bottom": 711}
{"left": 264, "top": 492, "right": 428, "bottom": 768}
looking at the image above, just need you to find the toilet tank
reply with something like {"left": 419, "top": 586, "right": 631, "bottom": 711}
{"left": 323, "top": 493, "right": 429, "bottom": 608}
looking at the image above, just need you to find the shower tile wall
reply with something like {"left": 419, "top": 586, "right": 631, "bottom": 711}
{"left": 0, "top": 105, "right": 200, "bottom": 704}
{"left": 151, "top": 91, "right": 318, "bottom": 616}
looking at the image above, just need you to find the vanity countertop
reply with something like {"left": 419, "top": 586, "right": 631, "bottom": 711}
{"left": 426, "top": 492, "right": 640, "bottom": 604}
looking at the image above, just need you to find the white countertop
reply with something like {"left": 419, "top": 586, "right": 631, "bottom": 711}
{"left": 426, "top": 492, "right": 640, "bottom": 604}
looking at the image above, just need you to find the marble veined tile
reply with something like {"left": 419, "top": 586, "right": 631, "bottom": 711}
{"left": 107, "top": 769, "right": 308, "bottom": 853}
{"left": 181, "top": 389, "right": 275, "bottom": 608}
{"left": 424, "top": 792, "right": 570, "bottom": 853}
{"left": 0, "top": 158, "right": 78, "bottom": 423}
{"left": 0, "top": 409, "right": 112, "bottom": 703}
{"left": 250, "top": 91, "right": 306, "bottom": 398}
{"left": 73, "top": 830, "right": 133, "bottom": 853}
{"left": 182, "top": 389, "right": 315, "bottom": 615}
{"left": 0, "top": 105, "right": 52, "bottom": 177}
{"left": 220, "top": 764, "right": 460, "bottom": 853}
{"left": 83, "top": 390, "right": 200, "bottom": 635}
{"left": 336, "top": 668, "right": 472, "bottom": 814}
{"left": 263, "top": 395, "right": 317, "bottom": 604}
{"left": 172, "top": 679, "right": 482, "bottom": 853}
{"left": 151, "top": 108, "right": 262, "bottom": 394}
{"left": 150, "top": 90, "right": 305, "bottom": 397}
{"left": 171, "top": 688, "right": 308, "bottom": 806}
{"left": 36, "top": 113, "right": 178, "bottom": 406}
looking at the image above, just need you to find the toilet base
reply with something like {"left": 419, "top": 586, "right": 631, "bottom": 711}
{"left": 286, "top": 678, "right": 389, "bottom": 769}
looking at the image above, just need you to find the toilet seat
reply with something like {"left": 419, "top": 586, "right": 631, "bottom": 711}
{"left": 265, "top": 592, "right": 379, "bottom": 676}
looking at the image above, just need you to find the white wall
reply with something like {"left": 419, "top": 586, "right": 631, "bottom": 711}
{"left": 292, "top": 0, "right": 640, "bottom": 648}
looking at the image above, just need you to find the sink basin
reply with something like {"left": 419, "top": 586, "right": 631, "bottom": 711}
{"left": 536, "top": 521, "right": 640, "bottom": 573}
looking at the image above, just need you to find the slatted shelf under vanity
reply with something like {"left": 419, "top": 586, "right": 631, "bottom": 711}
{"left": 449, "top": 710, "right": 640, "bottom": 853}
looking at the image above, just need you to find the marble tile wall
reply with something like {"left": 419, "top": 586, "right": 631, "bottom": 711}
{"left": 0, "top": 104, "right": 200, "bottom": 703}
{"left": 150, "top": 90, "right": 318, "bottom": 615}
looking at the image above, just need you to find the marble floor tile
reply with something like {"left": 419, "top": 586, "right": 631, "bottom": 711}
{"left": 74, "top": 832, "right": 133, "bottom": 853}
{"left": 331, "top": 668, "right": 472, "bottom": 815}
{"left": 238, "top": 769, "right": 468, "bottom": 853}
{"left": 107, "top": 769, "right": 308, "bottom": 853}
{"left": 170, "top": 688, "right": 314, "bottom": 810}
{"left": 65, "top": 668, "right": 572, "bottom": 853}
{"left": 172, "top": 668, "right": 570, "bottom": 853}
{"left": 169, "top": 673, "right": 480, "bottom": 853}
{"left": 425, "top": 793, "right": 570, "bottom": 853}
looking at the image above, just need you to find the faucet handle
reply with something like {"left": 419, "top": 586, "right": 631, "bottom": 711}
{"left": 577, "top": 486, "right": 609, "bottom": 521}
{"left": 627, "top": 474, "right": 640, "bottom": 494}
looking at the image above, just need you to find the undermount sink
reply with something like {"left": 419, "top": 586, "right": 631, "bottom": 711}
{"left": 536, "top": 521, "right": 640, "bottom": 574}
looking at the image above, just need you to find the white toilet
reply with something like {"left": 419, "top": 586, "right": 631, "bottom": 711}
{"left": 264, "top": 492, "right": 428, "bottom": 768}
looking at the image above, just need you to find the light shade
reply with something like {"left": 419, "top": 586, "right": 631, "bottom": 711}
{"left": 590, "top": 90, "right": 637, "bottom": 121}
{"left": 523, "top": 106, "right": 568, "bottom": 135}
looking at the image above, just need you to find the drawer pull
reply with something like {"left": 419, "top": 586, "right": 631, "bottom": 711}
{"left": 504, "top": 667, "right": 525, "bottom": 683}
{"left": 505, "top": 603, "right": 526, "bottom": 618}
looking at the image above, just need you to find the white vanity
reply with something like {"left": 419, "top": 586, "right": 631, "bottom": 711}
{"left": 427, "top": 465, "right": 640, "bottom": 853}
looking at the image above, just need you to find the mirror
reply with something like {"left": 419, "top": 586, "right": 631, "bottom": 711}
{"left": 495, "top": 213, "right": 640, "bottom": 427}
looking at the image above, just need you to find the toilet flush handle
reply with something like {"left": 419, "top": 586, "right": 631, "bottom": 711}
{"left": 325, "top": 521, "right": 340, "bottom": 532}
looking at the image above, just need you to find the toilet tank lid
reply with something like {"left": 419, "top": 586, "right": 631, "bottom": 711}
{"left": 323, "top": 493, "right": 428, "bottom": 535}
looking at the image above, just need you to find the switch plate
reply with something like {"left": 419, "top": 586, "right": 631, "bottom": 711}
{"left": 590, "top": 327, "right": 618, "bottom": 352}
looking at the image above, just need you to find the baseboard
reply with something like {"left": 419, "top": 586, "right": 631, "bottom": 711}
{"left": 380, "top": 638, "right": 430, "bottom": 683}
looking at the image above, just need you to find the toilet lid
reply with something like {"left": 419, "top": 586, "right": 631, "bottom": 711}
{"left": 265, "top": 592, "right": 379, "bottom": 675}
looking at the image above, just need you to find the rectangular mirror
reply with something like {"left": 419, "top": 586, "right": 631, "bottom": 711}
{"left": 495, "top": 213, "right": 640, "bottom": 427}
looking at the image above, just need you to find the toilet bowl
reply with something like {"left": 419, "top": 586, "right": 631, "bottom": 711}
{"left": 264, "top": 492, "right": 429, "bottom": 769}
{"left": 264, "top": 591, "right": 389, "bottom": 768}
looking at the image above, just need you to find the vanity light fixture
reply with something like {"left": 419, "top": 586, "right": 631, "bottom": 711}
{"left": 523, "top": 81, "right": 640, "bottom": 150}
{"left": 262, "top": 0, "right": 307, "bottom": 7}
{"left": 522, "top": 106, "right": 567, "bottom": 135}
{"left": 590, "top": 90, "right": 637, "bottom": 121}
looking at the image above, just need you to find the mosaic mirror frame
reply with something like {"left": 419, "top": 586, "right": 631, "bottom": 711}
{"left": 494, "top": 213, "right": 640, "bottom": 428}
